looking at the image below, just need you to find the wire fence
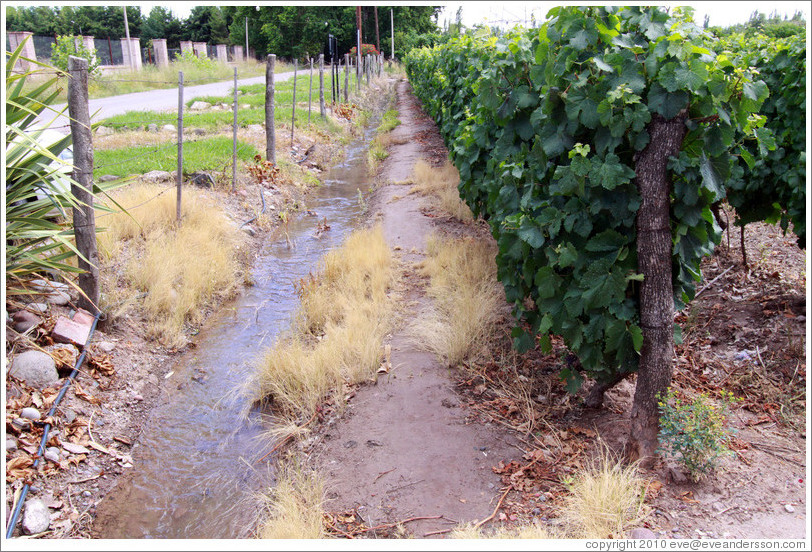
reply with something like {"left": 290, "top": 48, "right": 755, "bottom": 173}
{"left": 74, "top": 52, "right": 386, "bottom": 227}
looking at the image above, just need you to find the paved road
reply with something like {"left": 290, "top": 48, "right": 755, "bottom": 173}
{"left": 45, "top": 71, "right": 296, "bottom": 133}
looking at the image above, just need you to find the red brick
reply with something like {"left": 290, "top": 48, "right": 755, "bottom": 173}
{"left": 71, "top": 308, "right": 95, "bottom": 326}
{"left": 52, "top": 317, "right": 91, "bottom": 347}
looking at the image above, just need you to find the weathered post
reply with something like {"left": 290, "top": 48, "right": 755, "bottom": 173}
{"left": 308, "top": 57, "right": 313, "bottom": 125}
{"left": 319, "top": 54, "right": 326, "bottom": 119}
{"left": 232, "top": 66, "right": 238, "bottom": 193}
{"left": 176, "top": 71, "right": 184, "bottom": 225}
{"left": 356, "top": 29, "right": 361, "bottom": 94}
{"left": 291, "top": 59, "right": 297, "bottom": 146}
{"left": 67, "top": 56, "right": 99, "bottom": 313}
{"left": 265, "top": 54, "right": 276, "bottom": 164}
{"left": 343, "top": 53, "right": 349, "bottom": 103}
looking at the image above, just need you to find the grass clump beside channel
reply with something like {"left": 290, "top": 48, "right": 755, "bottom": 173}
{"left": 367, "top": 108, "right": 401, "bottom": 173}
{"left": 408, "top": 159, "right": 474, "bottom": 223}
{"left": 257, "top": 461, "right": 325, "bottom": 539}
{"left": 96, "top": 183, "right": 247, "bottom": 348}
{"left": 243, "top": 225, "right": 393, "bottom": 429}
{"left": 410, "top": 234, "right": 504, "bottom": 367}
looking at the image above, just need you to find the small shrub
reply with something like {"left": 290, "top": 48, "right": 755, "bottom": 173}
{"left": 349, "top": 43, "right": 379, "bottom": 56}
{"left": 658, "top": 388, "right": 738, "bottom": 481}
{"left": 173, "top": 49, "right": 219, "bottom": 72}
{"left": 50, "top": 35, "right": 100, "bottom": 75}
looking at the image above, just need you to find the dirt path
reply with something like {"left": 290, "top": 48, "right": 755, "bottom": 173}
{"left": 307, "top": 79, "right": 519, "bottom": 537}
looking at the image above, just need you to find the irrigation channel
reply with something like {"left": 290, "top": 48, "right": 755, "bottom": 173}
{"left": 93, "top": 126, "right": 377, "bottom": 538}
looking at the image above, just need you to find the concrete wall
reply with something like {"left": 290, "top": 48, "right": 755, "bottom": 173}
{"left": 153, "top": 38, "right": 169, "bottom": 67}
{"left": 192, "top": 42, "right": 207, "bottom": 58}
{"left": 233, "top": 45, "right": 244, "bottom": 61}
{"left": 121, "top": 37, "right": 142, "bottom": 70}
{"left": 180, "top": 41, "right": 193, "bottom": 55}
{"left": 216, "top": 44, "right": 228, "bottom": 63}
{"left": 7, "top": 31, "right": 36, "bottom": 72}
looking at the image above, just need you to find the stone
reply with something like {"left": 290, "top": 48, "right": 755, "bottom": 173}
{"left": 141, "top": 170, "right": 173, "bottom": 183}
{"left": 44, "top": 343, "right": 79, "bottom": 369}
{"left": 7, "top": 438, "right": 18, "bottom": 452}
{"left": 98, "top": 174, "right": 119, "bottom": 183}
{"left": 189, "top": 101, "right": 211, "bottom": 110}
{"left": 27, "top": 303, "right": 49, "bottom": 314}
{"left": 95, "top": 125, "right": 114, "bottom": 136}
{"left": 784, "top": 504, "right": 796, "bottom": 513}
{"left": 72, "top": 308, "right": 95, "bottom": 327}
{"left": 630, "top": 528, "right": 657, "bottom": 539}
{"left": 62, "top": 442, "right": 90, "bottom": 455}
{"left": 190, "top": 128, "right": 206, "bottom": 136}
{"left": 147, "top": 123, "right": 158, "bottom": 132}
{"left": 20, "top": 407, "right": 41, "bottom": 421}
{"left": 189, "top": 172, "right": 214, "bottom": 188}
{"left": 45, "top": 291, "right": 70, "bottom": 305}
{"left": 9, "top": 350, "right": 59, "bottom": 389}
{"left": 52, "top": 316, "right": 91, "bottom": 346}
{"left": 241, "top": 225, "right": 256, "bottom": 236}
{"left": 161, "top": 124, "right": 177, "bottom": 132}
{"left": 12, "top": 310, "right": 41, "bottom": 333}
{"left": 62, "top": 408, "right": 77, "bottom": 424}
{"left": 44, "top": 448, "right": 60, "bottom": 463}
{"left": 12, "top": 418, "right": 32, "bottom": 431}
{"left": 97, "top": 341, "right": 116, "bottom": 353}
{"left": 22, "top": 499, "right": 51, "bottom": 534}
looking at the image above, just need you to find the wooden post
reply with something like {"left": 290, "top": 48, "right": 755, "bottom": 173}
{"left": 390, "top": 9, "right": 394, "bottom": 61}
{"left": 67, "top": 56, "right": 99, "bottom": 314}
{"left": 291, "top": 59, "right": 297, "bottom": 146}
{"left": 319, "top": 53, "right": 325, "bottom": 119}
{"left": 343, "top": 53, "right": 349, "bottom": 103}
{"left": 265, "top": 54, "right": 276, "bottom": 164}
{"left": 232, "top": 66, "right": 238, "bottom": 193}
{"left": 374, "top": 6, "right": 380, "bottom": 54}
{"left": 356, "top": 29, "right": 361, "bottom": 94}
{"left": 308, "top": 57, "right": 313, "bottom": 125}
{"left": 176, "top": 71, "right": 184, "bottom": 225}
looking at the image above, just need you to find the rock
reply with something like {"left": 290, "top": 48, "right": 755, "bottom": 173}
{"left": 44, "top": 448, "right": 60, "bottom": 463}
{"left": 734, "top": 350, "right": 752, "bottom": 362}
{"left": 45, "top": 291, "right": 70, "bottom": 305}
{"left": 141, "top": 170, "right": 173, "bottom": 183}
{"left": 20, "top": 407, "right": 41, "bottom": 421}
{"left": 630, "top": 528, "right": 657, "bottom": 539}
{"left": 44, "top": 343, "right": 79, "bottom": 369}
{"left": 147, "top": 123, "right": 158, "bottom": 132}
{"left": 161, "top": 124, "right": 177, "bottom": 132}
{"left": 98, "top": 174, "right": 119, "bottom": 183}
{"left": 189, "top": 172, "right": 214, "bottom": 188}
{"left": 241, "top": 225, "right": 256, "bottom": 236}
{"left": 190, "top": 128, "right": 206, "bottom": 136}
{"left": 6, "top": 438, "right": 18, "bottom": 452}
{"left": 95, "top": 125, "right": 114, "bottom": 136}
{"left": 784, "top": 504, "right": 796, "bottom": 513}
{"left": 27, "top": 303, "right": 49, "bottom": 314}
{"left": 12, "top": 310, "right": 41, "bottom": 333}
{"left": 9, "top": 350, "right": 59, "bottom": 389}
{"left": 62, "top": 408, "right": 77, "bottom": 424}
{"left": 189, "top": 101, "right": 211, "bottom": 110}
{"left": 97, "top": 341, "right": 116, "bottom": 353}
{"left": 62, "top": 442, "right": 90, "bottom": 455}
{"left": 82, "top": 491, "right": 92, "bottom": 498}
{"left": 12, "top": 418, "right": 32, "bottom": 431}
{"left": 22, "top": 499, "right": 51, "bottom": 534}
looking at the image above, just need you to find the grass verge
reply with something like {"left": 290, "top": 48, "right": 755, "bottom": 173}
{"left": 242, "top": 225, "right": 394, "bottom": 429}
{"left": 408, "top": 159, "right": 474, "bottom": 223}
{"left": 367, "top": 108, "right": 401, "bottom": 173}
{"left": 410, "top": 234, "right": 504, "bottom": 366}
{"left": 96, "top": 183, "right": 247, "bottom": 348}
{"left": 257, "top": 460, "right": 325, "bottom": 539}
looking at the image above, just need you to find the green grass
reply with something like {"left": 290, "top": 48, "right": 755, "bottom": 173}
{"left": 93, "top": 137, "right": 258, "bottom": 178}
{"left": 378, "top": 109, "right": 401, "bottom": 133}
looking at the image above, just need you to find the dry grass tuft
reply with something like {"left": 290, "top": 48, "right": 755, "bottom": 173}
{"left": 409, "top": 159, "right": 473, "bottom": 223}
{"left": 244, "top": 225, "right": 393, "bottom": 425}
{"left": 559, "top": 447, "right": 649, "bottom": 538}
{"left": 257, "top": 461, "right": 325, "bottom": 539}
{"left": 451, "top": 522, "right": 556, "bottom": 539}
{"left": 96, "top": 183, "right": 246, "bottom": 347}
{"left": 410, "top": 234, "right": 504, "bottom": 366}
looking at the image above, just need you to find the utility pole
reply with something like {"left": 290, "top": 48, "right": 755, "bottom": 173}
{"left": 123, "top": 6, "right": 133, "bottom": 69}
{"left": 374, "top": 6, "right": 380, "bottom": 54}
{"left": 245, "top": 17, "right": 249, "bottom": 61}
{"left": 356, "top": 6, "right": 362, "bottom": 45}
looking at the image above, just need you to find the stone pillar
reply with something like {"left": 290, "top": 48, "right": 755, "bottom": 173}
{"left": 216, "top": 44, "right": 228, "bottom": 63}
{"left": 153, "top": 38, "right": 169, "bottom": 67}
{"left": 121, "top": 37, "right": 142, "bottom": 70}
{"left": 193, "top": 42, "right": 207, "bottom": 58}
{"left": 233, "top": 45, "right": 244, "bottom": 62}
{"left": 7, "top": 31, "right": 36, "bottom": 72}
{"left": 81, "top": 35, "right": 96, "bottom": 65}
{"left": 180, "top": 40, "right": 193, "bottom": 55}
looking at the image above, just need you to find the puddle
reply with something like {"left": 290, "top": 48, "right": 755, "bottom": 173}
{"left": 95, "top": 127, "right": 376, "bottom": 538}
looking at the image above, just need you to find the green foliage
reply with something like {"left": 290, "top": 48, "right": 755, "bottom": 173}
{"left": 50, "top": 35, "right": 100, "bottom": 75}
{"left": 174, "top": 49, "right": 219, "bottom": 71}
{"left": 405, "top": 6, "right": 771, "bottom": 390}
{"left": 658, "top": 389, "right": 738, "bottom": 481}
{"left": 6, "top": 41, "right": 85, "bottom": 292}
{"left": 719, "top": 32, "right": 806, "bottom": 247}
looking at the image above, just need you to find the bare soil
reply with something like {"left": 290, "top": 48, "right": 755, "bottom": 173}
{"left": 4, "top": 77, "right": 807, "bottom": 541}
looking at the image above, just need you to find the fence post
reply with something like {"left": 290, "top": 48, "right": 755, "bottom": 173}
{"left": 308, "top": 57, "right": 313, "bottom": 125}
{"left": 291, "top": 59, "right": 297, "bottom": 146}
{"left": 344, "top": 53, "right": 349, "bottom": 103}
{"left": 232, "top": 66, "right": 238, "bottom": 193}
{"left": 66, "top": 56, "right": 99, "bottom": 314}
{"left": 319, "top": 54, "right": 325, "bottom": 119}
{"left": 356, "top": 29, "right": 361, "bottom": 94}
{"left": 177, "top": 71, "right": 184, "bottom": 225}
{"left": 265, "top": 54, "right": 276, "bottom": 164}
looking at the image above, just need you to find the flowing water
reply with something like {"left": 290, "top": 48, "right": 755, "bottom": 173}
{"left": 99, "top": 129, "right": 375, "bottom": 538}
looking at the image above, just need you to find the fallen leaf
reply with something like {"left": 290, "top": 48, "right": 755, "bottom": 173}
{"left": 73, "top": 384, "right": 101, "bottom": 405}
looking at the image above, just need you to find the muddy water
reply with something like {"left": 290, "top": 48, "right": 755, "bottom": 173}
{"left": 98, "top": 131, "right": 374, "bottom": 539}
